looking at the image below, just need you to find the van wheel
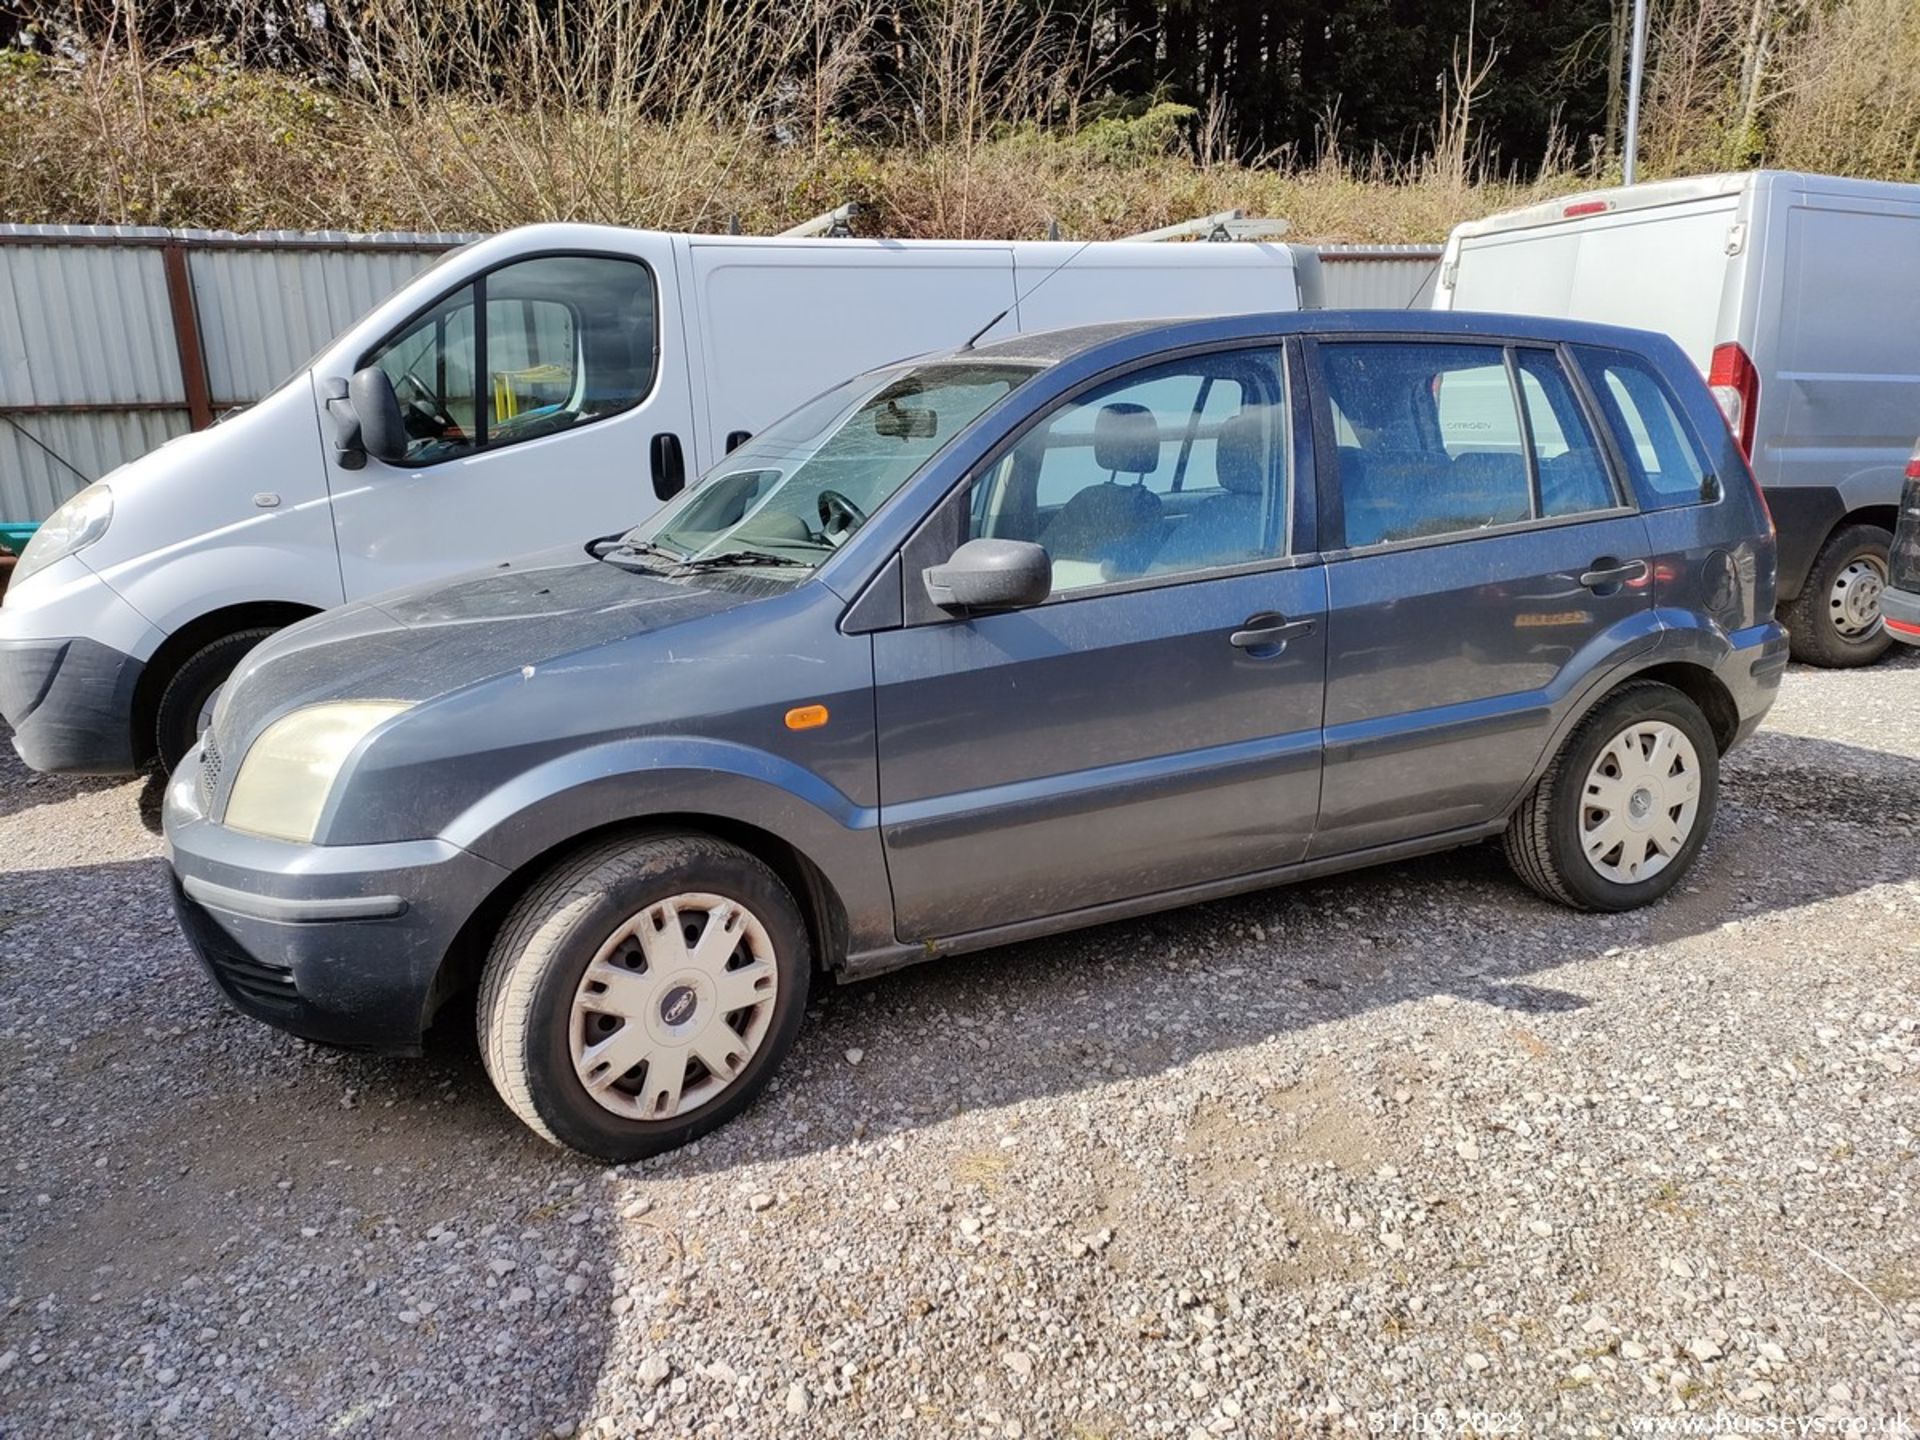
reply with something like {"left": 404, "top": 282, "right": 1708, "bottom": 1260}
{"left": 1504, "top": 681, "right": 1719, "bottom": 912}
{"left": 1782, "top": 523, "right": 1893, "bottom": 668}
{"left": 478, "top": 834, "right": 810, "bottom": 1162}
{"left": 152, "top": 627, "right": 279, "bottom": 773}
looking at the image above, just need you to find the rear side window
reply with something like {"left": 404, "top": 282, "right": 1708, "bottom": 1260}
{"left": 1319, "top": 341, "right": 1618, "bottom": 548}
{"left": 1574, "top": 348, "right": 1713, "bottom": 508}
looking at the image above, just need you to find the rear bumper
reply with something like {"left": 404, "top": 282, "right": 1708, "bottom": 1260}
{"left": 0, "top": 635, "right": 144, "bottom": 773}
{"left": 162, "top": 756, "right": 511, "bottom": 1053}
{"left": 1882, "top": 587, "right": 1920, "bottom": 645}
{"left": 1722, "top": 620, "right": 1791, "bottom": 746}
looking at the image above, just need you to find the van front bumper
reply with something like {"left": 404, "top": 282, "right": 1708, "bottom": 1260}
{"left": 0, "top": 635, "right": 145, "bottom": 773}
{"left": 162, "top": 758, "right": 511, "bottom": 1053}
{"left": 1882, "top": 587, "right": 1920, "bottom": 645}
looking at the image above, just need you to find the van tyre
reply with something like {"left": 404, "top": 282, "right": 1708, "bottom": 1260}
{"left": 152, "top": 626, "right": 279, "bottom": 773}
{"left": 1781, "top": 523, "right": 1893, "bottom": 668}
{"left": 478, "top": 833, "right": 810, "bottom": 1162}
{"left": 1504, "top": 681, "right": 1719, "bottom": 912}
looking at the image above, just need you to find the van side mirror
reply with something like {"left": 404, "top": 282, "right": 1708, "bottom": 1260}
{"left": 923, "top": 539, "right": 1052, "bottom": 614}
{"left": 350, "top": 367, "right": 410, "bottom": 465}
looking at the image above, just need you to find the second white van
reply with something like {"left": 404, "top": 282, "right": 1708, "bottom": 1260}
{"left": 1435, "top": 170, "right": 1920, "bottom": 666}
{"left": 0, "top": 223, "right": 1322, "bottom": 774}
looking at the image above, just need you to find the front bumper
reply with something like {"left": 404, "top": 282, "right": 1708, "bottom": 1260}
{"left": 162, "top": 757, "right": 512, "bottom": 1053}
{"left": 0, "top": 635, "right": 145, "bottom": 773}
{"left": 1883, "top": 587, "right": 1920, "bottom": 645}
{"left": 1722, "top": 619, "right": 1791, "bottom": 746}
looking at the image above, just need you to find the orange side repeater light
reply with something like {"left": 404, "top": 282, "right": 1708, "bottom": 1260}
{"left": 785, "top": 704, "right": 830, "bottom": 731}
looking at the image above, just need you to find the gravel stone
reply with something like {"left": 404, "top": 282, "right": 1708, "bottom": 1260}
{"left": 2, "top": 657, "right": 1917, "bottom": 1435}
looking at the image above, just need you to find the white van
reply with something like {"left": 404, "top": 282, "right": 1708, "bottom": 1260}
{"left": 0, "top": 223, "right": 1321, "bottom": 774}
{"left": 1434, "top": 170, "right": 1920, "bottom": 666}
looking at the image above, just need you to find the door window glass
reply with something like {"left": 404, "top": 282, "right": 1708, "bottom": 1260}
{"left": 1575, "top": 349, "right": 1713, "bottom": 507}
{"left": 362, "top": 254, "right": 656, "bottom": 466}
{"left": 1322, "top": 342, "right": 1531, "bottom": 547}
{"left": 970, "top": 348, "right": 1287, "bottom": 593}
{"left": 1514, "top": 349, "right": 1618, "bottom": 517}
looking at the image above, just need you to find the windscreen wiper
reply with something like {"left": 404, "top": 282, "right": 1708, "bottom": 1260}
{"left": 674, "top": 547, "right": 804, "bottom": 572}
{"left": 589, "top": 534, "right": 689, "bottom": 568}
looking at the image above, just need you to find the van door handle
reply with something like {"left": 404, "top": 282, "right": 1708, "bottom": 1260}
{"left": 650, "top": 432, "right": 686, "bottom": 501}
{"left": 1579, "top": 558, "right": 1649, "bottom": 592}
{"left": 1230, "top": 614, "right": 1315, "bottom": 652}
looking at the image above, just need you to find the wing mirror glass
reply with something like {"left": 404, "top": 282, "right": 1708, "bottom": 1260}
{"left": 923, "top": 538, "right": 1052, "bottom": 614}
{"left": 349, "top": 367, "right": 410, "bottom": 465}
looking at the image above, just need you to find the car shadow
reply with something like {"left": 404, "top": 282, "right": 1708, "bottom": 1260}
{"left": 0, "top": 726, "right": 138, "bottom": 821}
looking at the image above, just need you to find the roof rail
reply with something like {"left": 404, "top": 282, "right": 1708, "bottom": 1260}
{"left": 1122, "top": 209, "right": 1292, "bottom": 243}
{"left": 779, "top": 202, "right": 861, "bottom": 239}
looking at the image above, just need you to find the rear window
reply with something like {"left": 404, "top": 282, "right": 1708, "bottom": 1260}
{"left": 1573, "top": 348, "right": 1714, "bottom": 508}
{"left": 1318, "top": 341, "right": 1619, "bottom": 548}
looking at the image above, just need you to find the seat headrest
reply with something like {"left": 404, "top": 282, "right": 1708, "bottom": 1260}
{"left": 1215, "top": 413, "right": 1266, "bottom": 495}
{"left": 1093, "top": 402, "right": 1161, "bottom": 475}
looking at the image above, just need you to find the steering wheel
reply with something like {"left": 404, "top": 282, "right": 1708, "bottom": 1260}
{"left": 816, "top": 489, "right": 869, "bottom": 547}
{"left": 393, "top": 372, "right": 454, "bottom": 437}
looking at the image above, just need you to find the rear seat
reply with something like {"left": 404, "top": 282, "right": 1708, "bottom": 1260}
{"left": 1338, "top": 447, "right": 1530, "bottom": 546}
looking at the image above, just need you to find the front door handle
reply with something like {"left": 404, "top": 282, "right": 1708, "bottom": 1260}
{"left": 1230, "top": 614, "right": 1316, "bottom": 652}
{"left": 1580, "top": 558, "right": 1649, "bottom": 592}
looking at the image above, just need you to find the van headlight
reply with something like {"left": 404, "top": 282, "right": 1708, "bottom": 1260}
{"left": 224, "top": 701, "right": 413, "bottom": 843}
{"left": 14, "top": 483, "right": 113, "bottom": 587}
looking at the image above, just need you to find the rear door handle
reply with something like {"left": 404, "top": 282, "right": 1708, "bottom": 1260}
{"left": 1230, "top": 614, "right": 1316, "bottom": 651}
{"left": 1580, "top": 558, "right": 1649, "bottom": 591}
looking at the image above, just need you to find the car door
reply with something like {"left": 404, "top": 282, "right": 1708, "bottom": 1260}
{"left": 320, "top": 242, "right": 694, "bottom": 597}
{"left": 1306, "top": 336, "right": 1656, "bottom": 857}
{"left": 872, "top": 342, "right": 1328, "bottom": 942}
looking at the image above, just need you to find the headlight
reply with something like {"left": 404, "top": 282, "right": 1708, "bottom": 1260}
{"left": 13, "top": 482, "right": 114, "bottom": 587}
{"left": 224, "top": 701, "right": 412, "bottom": 843}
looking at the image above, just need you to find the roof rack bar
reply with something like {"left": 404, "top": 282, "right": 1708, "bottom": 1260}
{"left": 1122, "top": 208, "right": 1291, "bottom": 243}
{"left": 779, "top": 202, "right": 861, "bottom": 239}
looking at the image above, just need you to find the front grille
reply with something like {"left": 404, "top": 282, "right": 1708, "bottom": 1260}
{"left": 198, "top": 730, "right": 223, "bottom": 810}
{"left": 171, "top": 878, "right": 298, "bottom": 1009}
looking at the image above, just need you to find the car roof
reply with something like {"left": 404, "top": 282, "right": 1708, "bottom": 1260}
{"left": 961, "top": 308, "right": 1677, "bottom": 372}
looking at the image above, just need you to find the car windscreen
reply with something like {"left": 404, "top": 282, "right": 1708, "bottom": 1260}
{"left": 624, "top": 362, "right": 1038, "bottom": 575}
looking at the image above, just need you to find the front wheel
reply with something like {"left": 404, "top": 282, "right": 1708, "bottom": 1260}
{"left": 1504, "top": 681, "right": 1720, "bottom": 911}
{"left": 152, "top": 627, "right": 280, "bottom": 773}
{"left": 1781, "top": 523, "right": 1893, "bottom": 668}
{"left": 478, "top": 834, "right": 810, "bottom": 1161}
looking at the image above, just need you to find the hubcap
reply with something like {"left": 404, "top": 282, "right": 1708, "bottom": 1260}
{"left": 1579, "top": 720, "right": 1702, "bottom": 885}
{"left": 1828, "top": 555, "right": 1887, "bottom": 639}
{"left": 569, "top": 892, "right": 778, "bottom": 1121}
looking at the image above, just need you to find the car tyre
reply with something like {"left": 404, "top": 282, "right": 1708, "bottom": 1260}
{"left": 1504, "top": 681, "right": 1719, "bottom": 912}
{"left": 1781, "top": 523, "right": 1893, "bottom": 668}
{"left": 478, "top": 833, "right": 810, "bottom": 1161}
{"left": 152, "top": 626, "right": 279, "bottom": 774}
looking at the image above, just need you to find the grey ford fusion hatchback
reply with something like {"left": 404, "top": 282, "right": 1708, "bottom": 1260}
{"left": 164, "top": 311, "right": 1786, "bottom": 1161}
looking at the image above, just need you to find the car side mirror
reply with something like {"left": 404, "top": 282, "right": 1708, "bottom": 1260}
{"left": 923, "top": 539, "right": 1052, "bottom": 614}
{"left": 349, "top": 367, "right": 409, "bottom": 465}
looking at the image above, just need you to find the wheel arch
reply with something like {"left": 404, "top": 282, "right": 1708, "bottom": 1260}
{"left": 422, "top": 814, "right": 854, "bottom": 1032}
{"left": 128, "top": 601, "right": 320, "bottom": 765}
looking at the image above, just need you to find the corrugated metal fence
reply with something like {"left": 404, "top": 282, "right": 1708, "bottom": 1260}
{"left": 0, "top": 225, "right": 1441, "bottom": 525}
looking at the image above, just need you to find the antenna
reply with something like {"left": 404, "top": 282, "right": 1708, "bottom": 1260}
{"left": 962, "top": 239, "right": 1096, "bottom": 350}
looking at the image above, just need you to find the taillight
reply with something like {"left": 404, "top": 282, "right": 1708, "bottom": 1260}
{"left": 1905, "top": 441, "right": 1920, "bottom": 481}
{"left": 1708, "top": 342, "right": 1760, "bottom": 459}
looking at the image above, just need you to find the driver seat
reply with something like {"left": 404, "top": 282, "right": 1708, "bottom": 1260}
{"left": 1041, "top": 402, "right": 1164, "bottom": 579}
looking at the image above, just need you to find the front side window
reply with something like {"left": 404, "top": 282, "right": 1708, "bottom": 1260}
{"left": 1575, "top": 348, "right": 1713, "bottom": 508}
{"left": 970, "top": 348, "right": 1288, "bottom": 593}
{"left": 1321, "top": 341, "right": 1619, "bottom": 548}
{"left": 363, "top": 253, "right": 655, "bottom": 466}
{"left": 626, "top": 362, "right": 1035, "bottom": 576}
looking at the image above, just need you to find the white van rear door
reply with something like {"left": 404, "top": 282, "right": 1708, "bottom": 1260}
{"left": 1005, "top": 242, "right": 1298, "bottom": 335}
{"left": 687, "top": 241, "right": 1015, "bottom": 467}
{"left": 323, "top": 232, "right": 695, "bottom": 597}
{"left": 1449, "top": 199, "right": 1738, "bottom": 370}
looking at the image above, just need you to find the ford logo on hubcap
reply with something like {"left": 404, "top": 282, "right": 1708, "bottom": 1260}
{"left": 660, "top": 985, "right": 697, "bottom": 1026}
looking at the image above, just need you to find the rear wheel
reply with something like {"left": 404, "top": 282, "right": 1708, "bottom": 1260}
{"left": 152, "top": 627, "right": 279, "bottom": 773}
{"left": 478, "top": 834, "right": 810, "bottom": 1161}
{"left": 1782, "top": 523, "right": 1893, "bottom": 668}
{"left": 1504, "top": 681, "right": 1720, "bottom": 911}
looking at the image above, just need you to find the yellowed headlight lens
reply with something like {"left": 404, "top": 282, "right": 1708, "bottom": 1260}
{"left": 223, "top": 701, "right": 412, "bottom": 843}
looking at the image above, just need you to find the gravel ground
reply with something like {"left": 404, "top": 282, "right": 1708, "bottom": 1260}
{"left": 2, "top": 656, "right": 1917, "bottom": 1439}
